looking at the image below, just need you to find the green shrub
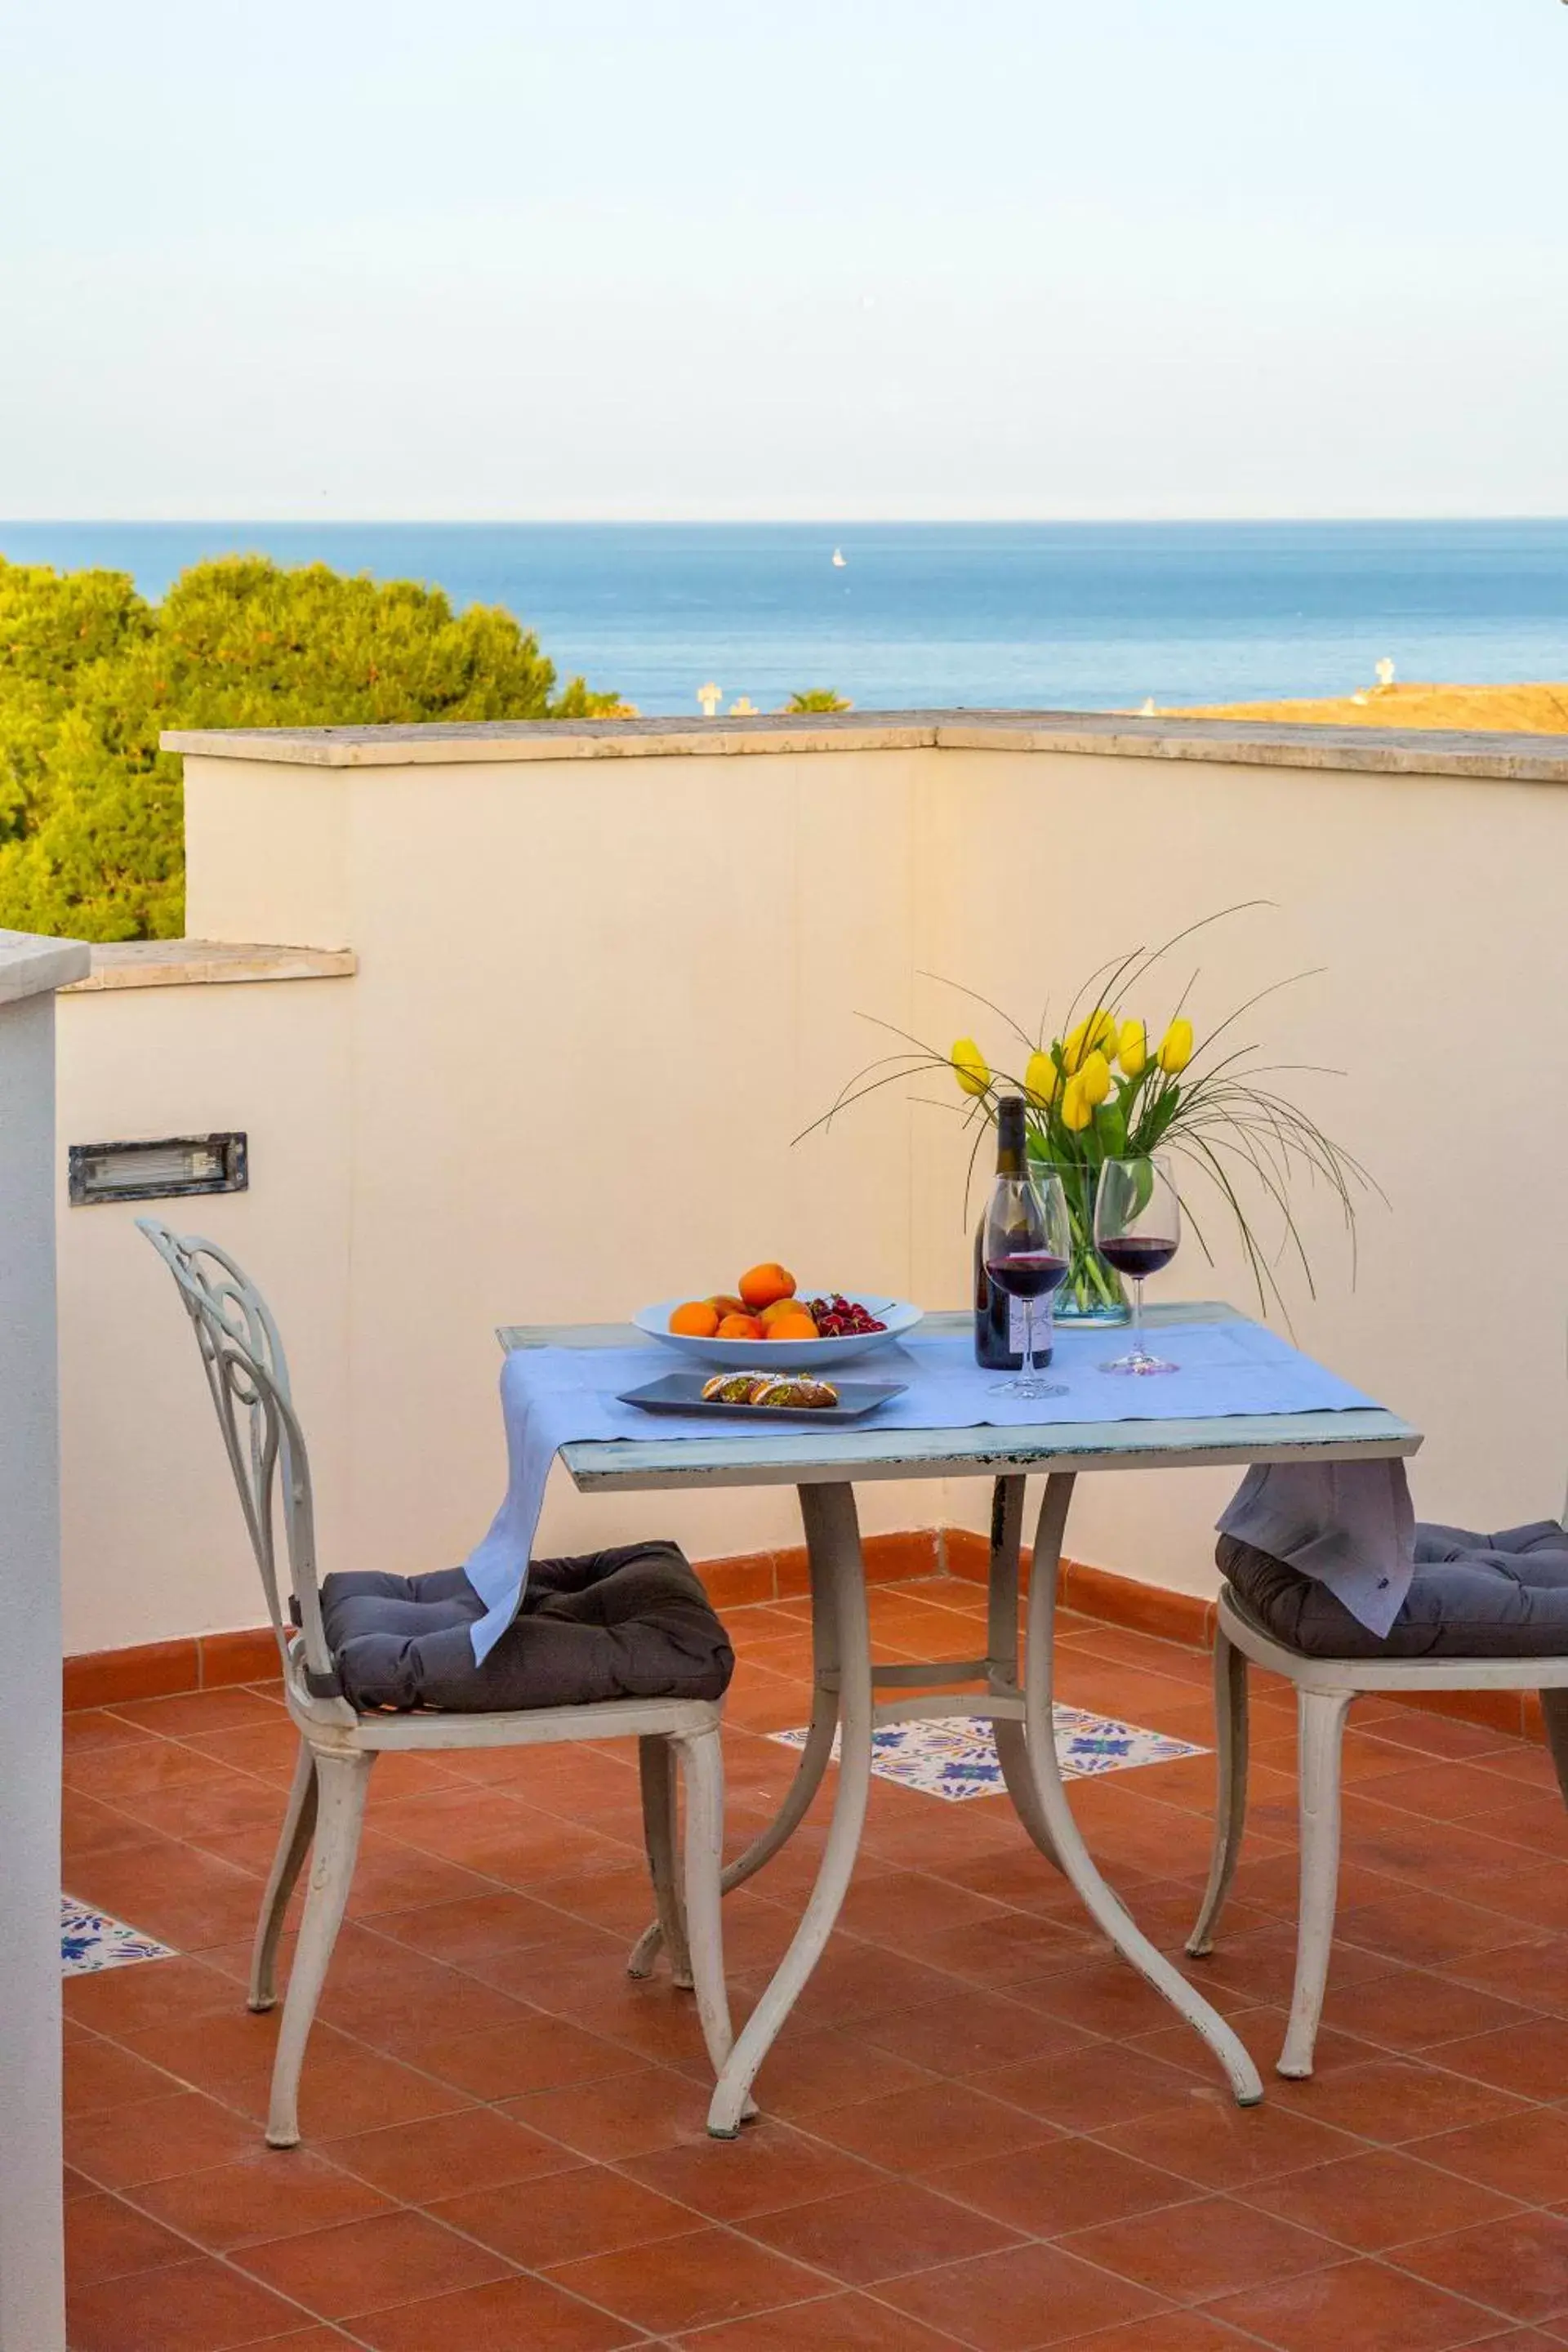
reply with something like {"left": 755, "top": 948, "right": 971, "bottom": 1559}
{"left": 0, "top": 554, "right": 625, "bottom": 939}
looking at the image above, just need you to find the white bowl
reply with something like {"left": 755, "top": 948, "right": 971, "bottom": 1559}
{"left": 633, "top": 1291, "right": 923, "bottom": 1370}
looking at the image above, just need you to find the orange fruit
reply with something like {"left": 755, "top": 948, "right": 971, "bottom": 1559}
{"left": 738, "top": 1262, "right": 796, "bottom": 1312}
{"left": 715, "top": 1312, "right": 766, "bottom": 1341}
{"left": 669, "top": 1301, "right": 719, "bottom": 1338}
{"left": 706, "top": 1294, "right": 746, "bottom": 1320}
{"left": 765, "top": 1311, "right": 819, "bottom": 1341}
{"left": 758, "top": 1298, "right": 802, "bottom": 1327}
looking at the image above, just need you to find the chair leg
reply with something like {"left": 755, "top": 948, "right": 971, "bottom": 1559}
{"left": 631, "top": 1735, "right": 693, "bottom": 1989}
{"left": 265, "top": 1748, "right": 373, "bottom": 2148}
{"left": 1278, "top": 1687, "right": 1352, "bottom": 2081}
{"left": 1187, "top": 1625, "right": 1250, "bottom": 1959}
{"left": 248, "top": 1740, "right": 318, "bottom": 2013}
{"left": 1540, "top": 1689, "right": 1568, "bottom": 1809}
{"left": 675, "top": 1725, "right": 746, "bottom": 2109}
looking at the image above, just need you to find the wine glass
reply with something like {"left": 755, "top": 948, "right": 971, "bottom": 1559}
{"left": 1094, "top": 1154, "right": 1181, "bottom": 1375}
{"left": 983, "top": 1162, "right": 1071, "bottom": 1398}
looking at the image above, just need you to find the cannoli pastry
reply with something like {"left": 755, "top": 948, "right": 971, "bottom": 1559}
{"left": 701, "top": 1371, "right": 840, "bottom": 1410}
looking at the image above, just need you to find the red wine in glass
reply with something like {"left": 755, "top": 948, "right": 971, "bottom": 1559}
{"left": 1096, "top": 1236, "right": 1177, "bottom": 1282}
{"left": 1094, "top": 1155, "right": 1182, "bottom": 1374}
{"left": 982, "top": 1148, "right": 1071, "bottom": 1398}
{"left": 986, "top": 1251, "right": 1070, "bottom": 1300}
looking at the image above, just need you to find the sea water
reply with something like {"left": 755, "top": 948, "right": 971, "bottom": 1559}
{"left": 2, "top": 519, "right": 1564, "bottom": 719}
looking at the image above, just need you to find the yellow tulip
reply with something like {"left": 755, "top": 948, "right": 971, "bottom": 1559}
{"left": 1117, "top": 1019, "right": 1147, "bottom": 1077}
{"left": 1061, "top": 1009, "right": 1116, "bottom": 1074}
{"left": 1058, "top": 1072, "right": 1093, "bottom": 1132}
{"left": 1158, "top": 1017, "right": 1194, "bottom": 1076}
{"left": 1078, "top": 1049, "right": 1112, "bottom": 1107}
{"left": 951, "top": 1037, "right": 991, "bottom": 1098}
{"left": 1023, "top": 1049, "right": 1060, "bottom": 1107}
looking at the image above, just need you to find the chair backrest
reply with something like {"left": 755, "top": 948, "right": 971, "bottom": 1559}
{"left": 138, "top": 1219, "right": 341, "bottom": 1698}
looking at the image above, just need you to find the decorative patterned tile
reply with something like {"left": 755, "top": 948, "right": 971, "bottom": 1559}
{"left": 770, "top": 1708, "right": 1205, "bottom": 1802}
{"left": 61, "top": 1895, "right": 176, "bottom": 1975}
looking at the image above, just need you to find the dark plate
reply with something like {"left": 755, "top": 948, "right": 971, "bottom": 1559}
{"left": 617, "top": 1373, "right": 906, "bottom": 1425}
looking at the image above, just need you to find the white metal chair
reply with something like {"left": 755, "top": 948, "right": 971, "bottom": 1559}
{"left": 1187, "top": 1534, "right": 1568, "bottom": 2082}
{"left": 140, "top": 1219, "right": 737, "bottom": 2148}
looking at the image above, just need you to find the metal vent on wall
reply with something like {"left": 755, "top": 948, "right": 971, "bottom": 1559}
{"left": 68, "top": 1133, "right": 248, "bottom": 1207}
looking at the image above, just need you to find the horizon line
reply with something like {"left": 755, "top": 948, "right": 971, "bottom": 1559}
{"left": 5, "top": 513, "right": 1568, "bottom": 531}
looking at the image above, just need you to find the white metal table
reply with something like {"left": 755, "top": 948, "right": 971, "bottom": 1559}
{"left": 499, "top": 1303, "right": 1421, "bottom": 2136}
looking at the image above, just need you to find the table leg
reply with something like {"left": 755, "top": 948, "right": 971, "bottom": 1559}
{"left": 706, "top": 1480, "right": 872, "bottom": 2137}
{"left": 1014, "top": 1472, "right": 1263, "bottom": 2107}
{"left": 626, "top": 1516, "right": 841, "bottom": 1980}
{"left": 986, "top": 1474, "right": 1066, "bottom": 1874}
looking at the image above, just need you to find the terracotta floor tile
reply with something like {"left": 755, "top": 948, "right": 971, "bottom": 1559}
{"left": 64, "top": 1952, "right": 243, "bottom": 2037}
{"left": 750, "top": 2023, "right": 943, "bottom": 2120}
{"left": 322, "top": 2104, "right": 580, "bottom": 2200}
{"left": 1206, "top": 2256, "right": 1503, "bottom": 2350}
{"left": 504, "top": 2064, "right": 713, "bottom": 2160}
{"left": 1061, "top": 2191, "right": 1347, "bottom": 2303}
{"left": 1276, "top": 2057, "right": 1529, "bottom": 2144}
{"left": 1320, "top": 1968, "right": 1534, "bottom": 2054}
{"left": 114, "top": 1689, "right": 287, "bottom": 1736}
{"left": 835, "top": 1869, "right": 1015, "bottom": 1944}
{"left": 1338, "top": 1887, "right": 1537, "bottom": 1970}
{"left": 65, "top": 2036, "right": 185, "bottom": 2116}
{"left": 1430, "top": 2019, "right": 1568, "bottom": 2099}
{"left": 409, "top": 2011, "right": 649, "bottom": 2100}
{"left": 366, "top": 1886, "right": 604, "bottom": 1966}
{"left": 348, "top": 2271, "right": 645, "bottom": 2349}
{"left": 1022, "top": 1958, "right": 1223, "bottom": 2041}
{"left": 234, "top": 2207, "right": 512, "bottom": 2319}
{"left": 546, "top": 2224, "right": 826, "bottom": 2334}
{"left": 433, "top": 2162, "right": 705, "bottom": 2265}
{"left": 65, "top": 2190, "right": 196, "bottom": 2285}
{"left": 342, "top": 1836, "right": 508, "bottom": 1920}
{"left": 1241, "top": 2148, "right": 1526, "bottom": 2252}
{"left": 974, "top": 2042, "right": 1205, "bottom": 2132}
{"left": 853, "top": 1989, "right": 1093, "bottom": 2078}
{"left": 1468, "top": 1871, "right": 1568, "bottom": 1939}
{"left": 1413, "top": 2107, "right": 1568, "bottom": 2202}
{"left": 743, "top": 1943, "right": 964, "bottom": 2030}
{"left": 130, "top": 2149, "right": 393, "bottom": 2248}
{"left": 809, "top": 2077, "right": 1059, "bottom": 2173}
{"left": 929, "top": 2133, "right": 1196, "bottom": 2238}
{"left": 1031, "top": 2318, "right": 1258, "bottom": 2350}
{"left": 67, "top": 2088, "right": 263, "bottom": 2189}
{"left": 1396, "top": 2213, "right": 1568, "bottom": 2323}
{"left": 67, "top": 2253, "right": 307, "bottom": 2352}
{"left": 317, "top": 1954, "right": 527, "bottom": 2048}
{"left": 65, "top": 1708, "right": 164, "bottom": 1755}
{"left": 624, "top": 2120, "right": 882, "bottom": 2220}
{"left": 1442, "top": 1938, "right": 1568, "bottom": 2017}
{"left": 873, "top": 2238, "right": 1168, "bottom": 2349}
{"left": 1094, "top": 2092, "right": 1362, "bottom": 2190}
{"left": 669, "top": 2287, "right": 968, "bottom": 2346}
{"left": 740, "top": 2176, "right": 1021, "bottom": 2285}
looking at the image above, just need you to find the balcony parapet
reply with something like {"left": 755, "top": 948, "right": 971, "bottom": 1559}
{"left": 160, "top": 708, "right": 1568, "bottom": 786}
{"left": 61, "top": 940, "right": 357, "bottom": 994}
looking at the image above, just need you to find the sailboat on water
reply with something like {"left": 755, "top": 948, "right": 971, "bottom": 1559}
{"left": 831, "top": 547, "right": 847, "bottom": 568}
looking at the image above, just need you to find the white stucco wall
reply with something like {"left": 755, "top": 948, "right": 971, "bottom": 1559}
{"left": 1, "top": 933, "right": 88, "bottom": 2352}
{"left": 51, "top": 724, "right": 1568, "bottom": 1655}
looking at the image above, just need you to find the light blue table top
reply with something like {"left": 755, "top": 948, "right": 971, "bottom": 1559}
{"left": 497, "top": 1303, "right": 1421, "bottom": 1495}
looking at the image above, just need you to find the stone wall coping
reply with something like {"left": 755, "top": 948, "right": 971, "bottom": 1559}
{"left": 62, "top": 940, "right": 357, "bottom": 995}
{"left": 160, "top": 708, "right": 1568, "bottom": 785}
{"left": 0, "top": 929, "right": 91, "bottom": 1008}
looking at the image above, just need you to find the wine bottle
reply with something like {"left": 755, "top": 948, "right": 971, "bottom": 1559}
{"left": 973, "top": 1096, "right": 1054, "bottom": 1370}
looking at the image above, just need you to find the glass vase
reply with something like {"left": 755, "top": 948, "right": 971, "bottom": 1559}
{"left": 1049, "top": 1160, "right": 1130, "bottom": 1325}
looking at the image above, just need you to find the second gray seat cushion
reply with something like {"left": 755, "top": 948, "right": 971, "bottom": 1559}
{"left": 1219, "top": 1518, "right": 1568, "bottom": 1660}
{"left": 318, "top": 1540, "right": 735, "bottom": 1713}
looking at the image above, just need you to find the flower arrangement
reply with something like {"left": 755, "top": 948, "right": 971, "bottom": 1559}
{"left": 805, "top": 909, "right": 1373, "bottom": 1321}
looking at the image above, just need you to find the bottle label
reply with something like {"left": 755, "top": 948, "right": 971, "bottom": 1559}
{"left": 1009, "top": 1296, "right": 1054, "bottom": 1356}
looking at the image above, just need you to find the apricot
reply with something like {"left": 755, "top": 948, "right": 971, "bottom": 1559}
{"left": 765, "top": 1311, "right": 819, "bottom": 1341}
{"left": 738, "top": 1262, "right": 796, "bottom": 1312}
{"left": 715, "top": 1312, "right": 766, "bottom": 1341}
{"left": 706, "top": 1294, "right": 746, "bottom": 1320}
{"left": 757, "top": 1298, "right": 802, "bottom": 1327}
{"left": 669, "top": 1301, "right": 719, "bottom": 1338}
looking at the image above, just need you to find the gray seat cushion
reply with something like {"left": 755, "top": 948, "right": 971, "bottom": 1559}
{"left": 314, "top": 1541, "right": 735, "bottom": 1713}
{"left": 1219, "top": 1519, "right": 1568, "bottom": 1660}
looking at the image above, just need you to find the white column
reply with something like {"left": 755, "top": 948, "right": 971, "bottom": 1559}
{"left": 0, "top": 932, "right": 89, "bottom": 2352}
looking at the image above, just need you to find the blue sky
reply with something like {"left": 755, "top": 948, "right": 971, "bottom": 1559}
{"left": 2, "top": 0, "right": 1564, "bottom": 519}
